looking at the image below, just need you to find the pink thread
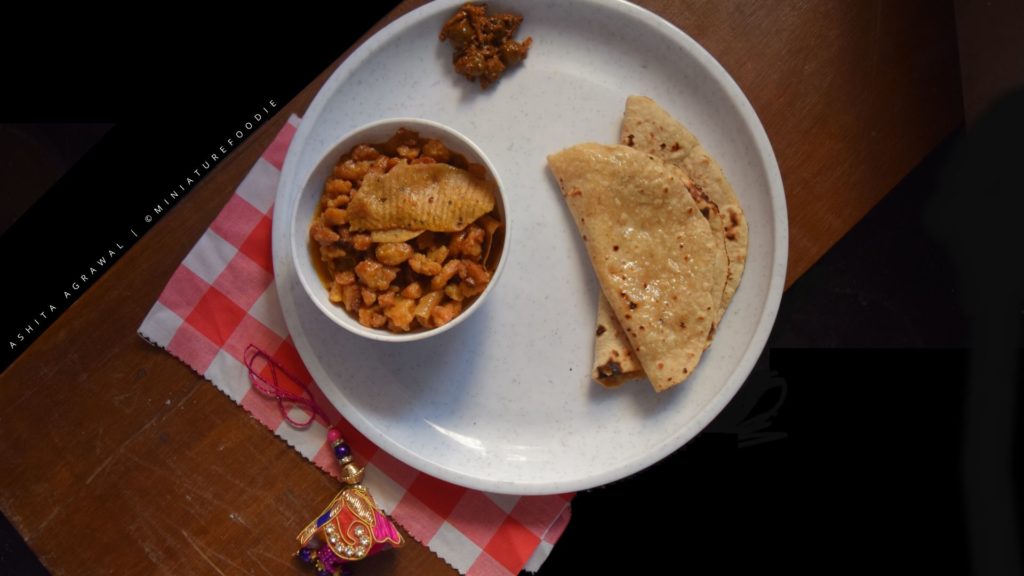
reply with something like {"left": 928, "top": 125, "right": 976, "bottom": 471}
{"left": 245, "top": 344, "right": 328, "bottom": 428}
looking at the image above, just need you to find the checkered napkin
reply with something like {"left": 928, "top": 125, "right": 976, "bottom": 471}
{"left": 139, "top": 115, "right": 572, "bottom": 575}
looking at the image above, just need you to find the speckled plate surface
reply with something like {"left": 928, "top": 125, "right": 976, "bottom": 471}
{"left": 272, "top": 0, "right": 787, "bottom": 495}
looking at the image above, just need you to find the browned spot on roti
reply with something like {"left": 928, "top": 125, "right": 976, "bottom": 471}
{"left": 597, "top": 360, "right": 623, "bottom": 377}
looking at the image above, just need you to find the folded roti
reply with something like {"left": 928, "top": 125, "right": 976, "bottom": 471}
{"left": 548, "top": 143, "right": 717, "bottom": 392}
{"left": 592, "top": 168, "right": 728, "bottom": 386}
{"left": 592, "top": 96, "right": 747, "bottom": 386}
{"left": 622, "top": 95, "right": 748, "bottom": 314}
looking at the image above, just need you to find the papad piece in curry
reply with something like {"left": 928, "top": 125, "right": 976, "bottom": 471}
{"left": 548, "top": 143, "right": 718, "bottom": 392}
{"left": 347, "top": 162, "right": 496, "bottom": 233}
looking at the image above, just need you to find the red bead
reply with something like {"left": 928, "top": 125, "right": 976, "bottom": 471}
{"left": 327, "top": 428, "right": 342, "bottom": 443}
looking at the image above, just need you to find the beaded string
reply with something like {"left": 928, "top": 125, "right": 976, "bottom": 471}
{"left": 245, "top": 344, "right": 328, "bottom": 428}
{"left": 243, "top": 346, "right": 403, "bottom": 573}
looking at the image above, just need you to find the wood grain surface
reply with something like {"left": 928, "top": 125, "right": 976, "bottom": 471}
{"left": 0, "top": 1, "right": 963, "bottom": 575}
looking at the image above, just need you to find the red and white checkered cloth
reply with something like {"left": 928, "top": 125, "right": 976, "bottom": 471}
{"left": 139, "top": 115, "right": 572, "bottom": 575}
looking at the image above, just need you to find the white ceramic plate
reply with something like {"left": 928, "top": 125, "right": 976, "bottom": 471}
{"left": 273, "top": 0, "right": 787, "bottom": 495}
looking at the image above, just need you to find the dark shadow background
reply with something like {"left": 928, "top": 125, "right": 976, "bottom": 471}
{"left": 0, "top": 124, "right": 112, "bottom": 235}
{"left": 539, "top": 88, "right": 1023, "bottom": 574}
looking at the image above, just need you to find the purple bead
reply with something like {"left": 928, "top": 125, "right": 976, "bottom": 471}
{"left": 319, "top": 545, "right": 342, "bottom": 570}
{"left": 333, "top": 443, "right": 351, "bottom": 459}
{"left": 297, "top": 547, "right": 314, "bottom": 564}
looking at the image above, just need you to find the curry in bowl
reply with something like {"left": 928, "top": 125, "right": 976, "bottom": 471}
{"left": 309, "top": 127, "right": 504, "bottom": 334}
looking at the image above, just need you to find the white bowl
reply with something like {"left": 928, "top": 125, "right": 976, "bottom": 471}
{"left": 290, "top": 117, "right": 509, "bottom": 342}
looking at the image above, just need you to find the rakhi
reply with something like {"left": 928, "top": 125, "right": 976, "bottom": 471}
{"left": 295, "top": 429, "right": 404, "bottom": 575}
{"left": 243, "top": 345, "right": 403, "bottom": 574}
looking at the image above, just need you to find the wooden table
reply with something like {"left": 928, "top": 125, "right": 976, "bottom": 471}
{"left": 0, "top": 1, "right": 963, "bottom": 574}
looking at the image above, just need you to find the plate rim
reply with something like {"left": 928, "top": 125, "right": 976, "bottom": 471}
{"left": 272, "top": 0, "right": 788, "bottom": 494}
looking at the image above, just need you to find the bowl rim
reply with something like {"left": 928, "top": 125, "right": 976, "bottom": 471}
{"left": 290, "top": 116, "right": 510, "bottom": 343}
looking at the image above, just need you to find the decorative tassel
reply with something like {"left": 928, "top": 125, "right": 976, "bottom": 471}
{"left": 242, "top": 345, "right": 403, "bottom": 573}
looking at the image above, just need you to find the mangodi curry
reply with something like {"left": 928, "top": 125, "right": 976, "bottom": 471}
{"left": 309, "top": 128, "right": 502, "bottom": 333}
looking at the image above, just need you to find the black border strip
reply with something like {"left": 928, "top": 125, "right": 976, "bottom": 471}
{"left": 0, "top": 5, "right": 403, "bottom": 372}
